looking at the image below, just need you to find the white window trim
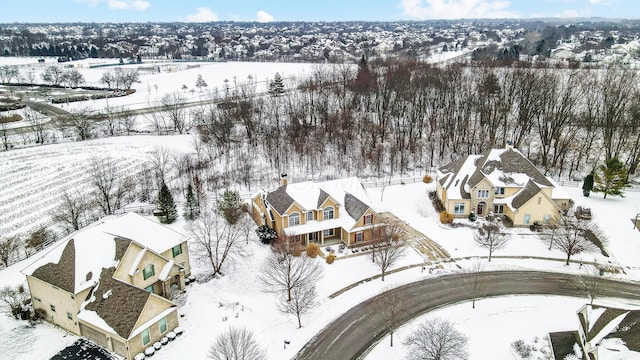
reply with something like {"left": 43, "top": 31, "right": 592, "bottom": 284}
{"left": 454, "top": 203, "right": 465, "bottom": 214}
{"left": 288, "top": 212, "right": 300, "bottom": 227}
{"left": 323, "top": 206, "right": 335, "bottom": 220}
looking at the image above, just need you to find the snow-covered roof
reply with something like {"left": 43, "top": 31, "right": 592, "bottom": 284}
{"left": 266, "top": 177, "right": 375, "bottom": 233}
{"left": 438, "top": 148, "right": 558, "bottom": 204}
{"left": 23, "top": 212, "right": 187, "bottom": 294}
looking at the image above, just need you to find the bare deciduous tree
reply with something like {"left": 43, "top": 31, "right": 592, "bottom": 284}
{"left": 260, "top": 242, "right": 323, "bottom": 301}
{"left": 464, "top": 260, "right": 485, "bottom": 309}
{"left": 50, "top": 190, "right": 89, "bottom": 232}
{"left": 0, "top": 236, "right": 19, "bottom": 268}
{"left": 403, "top": 317, "right": 469, "bottom": 360}
{"left": 161, "top": 91, "right": 190, "bottom": 134}
{"left": 0, "top": 285, "right": 29, "bottom": 319}
{"left": 551, "top": 216, "right": 595, "bottom": 265}
{"left": 581, "top": 263, "right": 604, "bottom": 305}
{"left": 185, "top": 205, "right": 248, "bottom": 276}
{"left": 89, "top": 157, "right": 135, "bottom": 215}
{"left": 373, "top": 287, "right": 405, "bottom": 347}
{"left": 23, "top": 107, "right": 48, "bottom": 145}
{"left": 278, "top": 282, "right": 317, "bottom": 328}
{"left": 371, "top": 217, "right": 406, "bottom": 281}
{"left": 473, "top": 222, "right": 509, "bottom": 262}
{"left": 149, "top": 145, "right": 174, "bottom": 187}
{"left": 63, "top": 106, "right": 95, "bottom": 141}
{"left": 208, "top": 326, "right": 265, "bottom": 360}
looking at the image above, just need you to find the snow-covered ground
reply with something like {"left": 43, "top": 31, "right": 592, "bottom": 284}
{"left": 2, "top": 57, "right": 640, "bottom": 359}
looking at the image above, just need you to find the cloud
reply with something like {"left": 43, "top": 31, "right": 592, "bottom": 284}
{"left": 399, "top": 0, "right": 519, "bottom": 19}
{"left": 256, "top": 10, "right": 274, "bottom": 22}
{"left": 556, "top": 9, "right": 580, "bottom": 17}
{"left": 75, "top": 0, "right": 150, "bottom": 10}
{"left": 186, "top": 7, "right": 219, "bottom": 22}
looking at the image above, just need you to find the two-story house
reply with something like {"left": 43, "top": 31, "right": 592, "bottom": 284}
{"left": 22, "top": 212, "right": 191, "bottom": 360}
{"left": 252, "top": 176, "right": 380, "bottom": 246}
{"left": 436, "top": 144, "right": 571, "bottom": 226}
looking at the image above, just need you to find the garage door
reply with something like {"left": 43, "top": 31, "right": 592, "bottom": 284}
{"left": 112, "top": 339, "right": 126, "bottom": 357}
{"left": 79, "top": 323, "right": 108, "bottom": 348}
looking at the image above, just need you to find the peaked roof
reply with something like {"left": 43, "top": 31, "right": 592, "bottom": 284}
{"left": 580, "top": 304, "right": 640, "bottom": 354}
{"left": 83, "top": 267, "right": 156, "bottom": 339}
{"left": 24, "top": 213, "right": 187, "bottom": 294}
{"left": 344, "top": 192, "right": 369, "bottom": 221}
{"left": 512, "top": 180, "right": 543, "bottom": 209}
{"left": 438, "top": 148, "right": 555, "bottom": 202}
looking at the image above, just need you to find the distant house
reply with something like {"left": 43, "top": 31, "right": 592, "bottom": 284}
{"left": 436, "top": 144, "right": 571, "bottom": 226}
{"left": 251, "top": 176, "right": 380, "bottom": 246}
{"left": 575, "top": 304, "right": 640, "bottom": 359}
{"left": 22, "top": 213, "right": 191, "bottom": 360}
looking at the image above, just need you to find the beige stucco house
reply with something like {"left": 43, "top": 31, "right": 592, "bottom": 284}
{"left": 575, "top": 304, "right": 640, "bottom": 359}
{"left": 22, "top": 212, "right": 191, "bottom": 359}
{"left": 252, "top": 176, "right": 381, "bottom": 246}
{"left": 436, "top": 145, "right": 571, "bottom": 226}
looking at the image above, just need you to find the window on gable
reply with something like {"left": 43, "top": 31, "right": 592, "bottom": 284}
{"left": 477, "top": 189, "right": 489, "bottom": 198}
{"left": 494, "top": 187, "right": 505, "bottom": 195}
{"left": 364, "top": 214, "right": 372, "bottom": 225}
{"left": 323, "top": 206, "right": 335, "bottom": 220}
{"left": 537, "top": 197, "right": 542, "bottom": 205}
{"left": 172, "top": 244, "right": 183, "bottom": 257}
{"left": 159, "top": 317, "right": 167, "bottom": 333}
{"left": 288, "top": 212, "right": 300, "bottom": 227}
{"left": 142, "top": 328, "right": 151, "bottom": 345}
{"left": 143, "top": 264, "right": 155, "bottom": 280}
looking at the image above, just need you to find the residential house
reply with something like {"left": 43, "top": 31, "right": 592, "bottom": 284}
{"left": 22, "top": 212, "right": 191, "bottom": 360}
{"left": 251, "top": 176, "right": 380, "bottom": 246}
{"left": 436, "top": 144, "right": 571, "bottom": 226}
{"left": 575, "top": 304, "right": 640, "bottom": 359}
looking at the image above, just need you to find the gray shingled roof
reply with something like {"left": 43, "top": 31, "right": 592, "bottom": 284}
{"left": 511, "top": 180, "right": 542, "bottom": 209}
{"left": 31, "top": 239, "right": 76, "bottom": 293}
{"left": 85, "top": 267, "right": 156, "bottom": 339}
{"left": 485, "top": 149, "right": 552, "bottom": 187}
{"left": 317, "top": 189, "right": 330, "bottom": 208}
{"left": 586, "top": 306, "right": 640, "bottom": 352}
{"left": 344, "top": 192, "right": 369, "bottom": 221}
{"left": 459, "top": 175, "right": 471, "bottom": 199}
{"left": 114, "top": 238, "right": 130, "bottom": 261}
{"left": 266, "top": 185, "right": 295, "bottom": 215}
{"left": 438, "top": 155, "right": 469, "bottom": 177}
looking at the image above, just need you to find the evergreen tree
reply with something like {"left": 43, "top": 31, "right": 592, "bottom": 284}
{"left": 183, "top": 182, "right": 199, "bottom": 220}
{"left": 593, "top": 157, "right": 627, "bottom": 199}
{"left": 157, "top": 182, "right": 177, "bottom": 224}
{"left": 582, "top": 171, "right": 594, "bottom": 197}
{"left": 217, "top": 189, "right": 243, "bottom": 225}
{"left": 268, "top": 72, "right": 285, "bottom": 97}
{"left": 195, "top": 74, "right": 207, "bottom": 92}
{"left": 256, "top": 225, "right": 277, "bottom": 245}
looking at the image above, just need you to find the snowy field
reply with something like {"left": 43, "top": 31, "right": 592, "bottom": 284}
{"left": 1, "top": 57, "right": 640, "bottom": 359}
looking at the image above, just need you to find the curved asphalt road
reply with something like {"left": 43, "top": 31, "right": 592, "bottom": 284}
{"left": 294, "top": 271, "right": 640, "bottom": 360}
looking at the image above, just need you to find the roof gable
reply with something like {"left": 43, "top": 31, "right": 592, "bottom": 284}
{"left": 512, "top": 180, "right": 543, "bottom": 209}
{"left": 31, "top": 239, "right": 76, "bottom": 293}
{"left": 317, "top": 189, "right": 330, "bottom": 209}
{"left": 84, "top": 267, "right": 153, "bottom": 339}
{"left": 344, "top": 192, "right": 370, "bottom": 222}
{"left": 266, "top": 185, "right": 295, "bottom": 215}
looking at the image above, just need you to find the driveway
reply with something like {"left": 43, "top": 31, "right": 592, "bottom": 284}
{"left": 50, "top": 338, "right": 118, "bottom": 360}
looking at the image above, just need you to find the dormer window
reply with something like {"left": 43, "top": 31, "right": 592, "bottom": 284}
{"left": 307, "top": 211, "right": 314, "bottom": 221}
{"left": 364, "top": 214, "right": 372, "bottom": 225}
{"left": 323, "top": 206, "right": 335, "bottom": 220}
{"left": 288, "top": 212, "right": 300, "bottom": 226}
{"left": 143, "top": 264, "right": 155, "bottom": 280}
{"left": 494, "top": 187, "right": 505, "bottom": 195}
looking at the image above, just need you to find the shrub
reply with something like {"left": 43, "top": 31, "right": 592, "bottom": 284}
{"left": 439, "top": 211, "right": 453, "bottom": 224}
{"left": 510, "top": 339, "right": 532, "bottom": 358}
{"left": 423, "top": 175, "right": 433, "bottom": 183}
{"left": 326, "top": 253, "right": 336, "bottom": 264}
{"left": 256, "top": 225, "right": 277, "bottom": 244}
{"left": 306, "top": 243, "right": 321, "bottom": 258}
{"left": 468, "top": 212, "right": 477, "bottom": 222}
{"left": 0, "top": 114, "right": 22, "bottom": 123}
{"left": 292, "top": 244, "right": 304, "bottom": 257}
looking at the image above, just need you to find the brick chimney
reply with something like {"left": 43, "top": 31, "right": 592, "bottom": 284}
{"left": 280, "top": 173, "right": 288, "bottom": 187}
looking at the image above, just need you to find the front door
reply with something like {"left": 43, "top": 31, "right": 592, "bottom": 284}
{"left": 476, "top": 202, "right": 486, "bottom": 215}
{"left": 308, "top": 232, "right": 317, "bottom": 243}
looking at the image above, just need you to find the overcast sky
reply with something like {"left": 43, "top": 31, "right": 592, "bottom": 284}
{"left": 2, "top": 0, "right": 638, "bottom": 23}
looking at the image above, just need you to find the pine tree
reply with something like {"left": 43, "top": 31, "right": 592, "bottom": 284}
{"left": 593, "top": 157, "right": 627, "bottom": 199}
{"left": 268, "top": 72, "right": 285, "bottom": 97}
{"left": 157, "top": 182, "right": 177, "bottom": 224}
{"left": 183, "top": 182, "right": 199, "bottom": 220}
{"left": 217, "top": 189, "right": 243, "bottom": 225}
